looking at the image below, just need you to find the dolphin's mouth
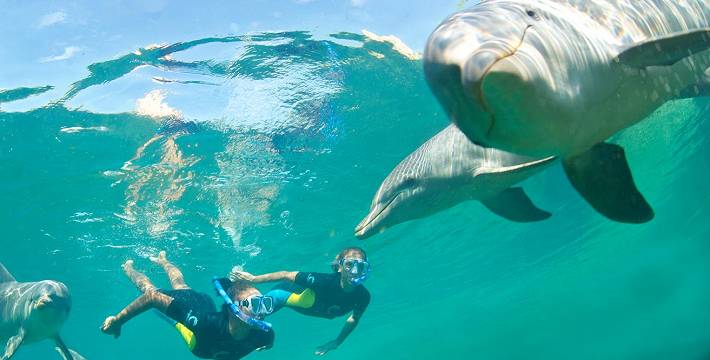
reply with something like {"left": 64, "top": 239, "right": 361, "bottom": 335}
{"left": 355, "top": 193, "right": 400, "bottom": 239}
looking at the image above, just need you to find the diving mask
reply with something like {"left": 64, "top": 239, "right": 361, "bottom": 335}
{"left": 339, "top": 258, "right": 371, "bottom": 285}
{"left": 213, "top": 278, "right": 272, "bottom": 332}
{"left": 237, "top": 295, "right": 274, "bottom": 318}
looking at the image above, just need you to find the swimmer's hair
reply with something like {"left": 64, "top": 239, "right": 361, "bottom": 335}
{"left": 227, "top": 278, "right": 255, "bottom": 299}
{"left": 331, "top": 247, "right": 368, "bottom": 272}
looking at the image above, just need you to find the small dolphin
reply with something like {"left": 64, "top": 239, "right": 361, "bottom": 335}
{"left": 424, "top": 0, "right": 710, "bottom": 223}
{"left": 0, "top": 263, "right": 81, "bottom": 360}
{"left": 355, "top": 125, "right": 555, "bottom": 239}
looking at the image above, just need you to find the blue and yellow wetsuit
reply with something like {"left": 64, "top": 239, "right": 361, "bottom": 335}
{"left": 158, "top": 289, "right": 274, "bottom": 359}
{"left": 267, "top": 272, "right": 370, "bottom": 319}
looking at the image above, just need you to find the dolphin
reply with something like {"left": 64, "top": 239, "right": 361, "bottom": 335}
{"left": 355, "top": 125, "right": 555, "bottom": 239}
{"left": 0, "top": 263, "right": 81, "bottom": 360}
{"left": 423, "top": 0, "right": 710, "bottom": 223}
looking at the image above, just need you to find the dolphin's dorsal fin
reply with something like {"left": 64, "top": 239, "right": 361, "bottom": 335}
{"left": 616, "top": 29, "right": 710, "bottom": 68}
{"left": 0, "top": 263, "right": 16, "bottom": 283}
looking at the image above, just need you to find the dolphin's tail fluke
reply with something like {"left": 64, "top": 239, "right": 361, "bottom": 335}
{"left": 55, "top": 347, "right": 87, "bottom": 360}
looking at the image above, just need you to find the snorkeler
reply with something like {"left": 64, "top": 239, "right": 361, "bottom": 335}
{"left": 101, "top": 251, "right": 274, "bottom": 359}
{"left": 230, "top": 247, "right": 370, "bottom": 356}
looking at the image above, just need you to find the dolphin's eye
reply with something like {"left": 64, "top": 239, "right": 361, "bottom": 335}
{"left": 526, "top": 10, "right": 540, "bottom": 20}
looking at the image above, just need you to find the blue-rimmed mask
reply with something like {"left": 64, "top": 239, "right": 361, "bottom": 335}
{"left": 339, "top": 258, "right": 371, "bottom": 286}
{"left": 213, "top": 278, "right": 272, "bottom": 332}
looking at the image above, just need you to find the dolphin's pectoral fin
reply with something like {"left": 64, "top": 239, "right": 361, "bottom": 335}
{"left": 563, "top": 143, "right": 654, "bottom": 223}
{"left": 475, "top": 156, "right": 556, "bottom": 185}
{"left": 55, "top": 337, "right": 76, "bottom": 360}
{"left": 0, "top": 263, "right": 16, "bottom": 283}
{"left": 1, "top": 328, "right": 25, "bottom": 360}
{"left": 616, "top": 29, "right": 710, "bottom": 68}
{"left": 481, "top": 187, "right": 551, "bottom": 222}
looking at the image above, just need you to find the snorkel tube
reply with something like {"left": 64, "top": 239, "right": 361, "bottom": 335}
{"left": 345, "top": 261, "right": 371, "bottom": 286}
{"left": 349, "top": 273, "right": 369, "bottom": 286}
{"left": 213, "top": 278, "right": 272, "bottom": 332}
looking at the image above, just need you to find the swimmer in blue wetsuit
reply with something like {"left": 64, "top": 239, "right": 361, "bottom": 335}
{"left": 101, "top": 251, "right": 274, "bottom": 359}
{"left": 230, "top": 247, "right": 370, "bottom": 356}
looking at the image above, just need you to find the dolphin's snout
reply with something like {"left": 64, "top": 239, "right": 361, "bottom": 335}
{"left": 35, "top": 293, "right": 71, "bottom": 312}
{"left": 354, "top": 207, "right": 381, "bottom": 239}
{"left": 34, "top": 281, "right": 72, "bottom": 313}
{"left": 355, "top": 192, "right": 401, "bottom": 239}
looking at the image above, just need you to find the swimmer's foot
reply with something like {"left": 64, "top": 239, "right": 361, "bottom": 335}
{"left": 120, "top": 161, "right": 136, "bottom": 171}
{"left": 149, "top": 251, "right": 168, "bottom": 266}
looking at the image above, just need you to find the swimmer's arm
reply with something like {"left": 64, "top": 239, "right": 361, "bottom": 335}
{"left": 251, "top": 271, "right": 298, "bottom": 283}
{"left": 336, "top": 313, "right": 361, "bottom": 344}
{"left": 315, "top": 313, "right": 362, "bottom": 356}
{"left": 230, "top": 268, "right": 297, "bottom": 283}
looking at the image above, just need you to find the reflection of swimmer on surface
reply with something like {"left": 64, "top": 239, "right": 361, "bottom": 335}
{"left": 123, "top": 89, "right": 198, "bottom": 171}
{"left": 118, "top": 90, "right": 198, "bottom": 235}
{"left": 101, "top": 251, "right": 274, "bottom": 359}
{"left": 230, "top": 247, "right": 370, "bottom": 356}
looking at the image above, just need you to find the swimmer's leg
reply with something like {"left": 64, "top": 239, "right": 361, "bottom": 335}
{"left": 150, "top": 251, "right": 189, "bottom": 290}
{"left": 122, "top": 134, "right": 164, "bottom": 170}
{"left": 104, "top": 261, "right": 174, "bottom": 338}
{"left": 267, "top": 285, "right": 316, "bottom": 312}
{"left": 266, "top": 289, "right": 294, "bottom": 313}
{"left": 122, "top": 260, "right": 156, "bottom": 293}
{"left": 101, "top": 286, "right": 173, "bottom": 338}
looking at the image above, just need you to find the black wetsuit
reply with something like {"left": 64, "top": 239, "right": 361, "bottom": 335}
{"left": 160, "top": 289, "right": 274, "bottom": 360}
{"left": 268, "top": 272, "right": 370, "bottom": 319}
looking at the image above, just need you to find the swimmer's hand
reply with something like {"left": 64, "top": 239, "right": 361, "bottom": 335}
{"left": 229, "top": 267, "right": 255, "bottom": 282}
{"left": 315, "top": 340, "right": 339, "bottom": 356}
{"left": 100, "top": 316, "right": 122, "bottom": 338}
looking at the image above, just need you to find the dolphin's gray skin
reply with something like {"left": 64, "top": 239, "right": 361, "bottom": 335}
{"left": 355, "top": 125, "right": 555, "bottom": 239}
{"left": 680, "top": 68, "right": 710, "bottom": 98}
{"left": 56, "top": 347, "right": 86, "bottom": 360}
{"left": 0, "top": 263, "right": 81, "bottom": 360}
{"left": 424, "top": 0, "right": 710, "bottom": 223}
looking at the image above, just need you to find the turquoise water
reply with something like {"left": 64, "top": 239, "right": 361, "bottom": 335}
{"left": 1, "top": 31, "right": 709, "bottom": 360}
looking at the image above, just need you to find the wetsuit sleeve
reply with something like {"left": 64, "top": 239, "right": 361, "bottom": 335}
{"left": 352, "top": 289, "right": 371, "bottom": 319}
{"left": 294, "top": 272, "right": 329, "bottom": 290}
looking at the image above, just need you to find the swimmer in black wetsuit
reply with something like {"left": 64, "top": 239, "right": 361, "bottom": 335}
{"left": 101, "top": 251, "right": 274, "bottom": 359}
{"left": 230, "top": 247, "right": 370, "bottom": 356}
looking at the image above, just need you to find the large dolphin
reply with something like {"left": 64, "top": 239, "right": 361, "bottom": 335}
{"left": 0, "top": 263, "right": 80, "bottom": 360}
{"left": 355, "top": 125, "right": 555, "bottom": 239}
{"left": 423, "top": 0, "right": 710, "bottom": 223}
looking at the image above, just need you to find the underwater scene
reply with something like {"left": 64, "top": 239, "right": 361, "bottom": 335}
{"left": 1, "top": 1, "right": 709, "bottom": 359}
